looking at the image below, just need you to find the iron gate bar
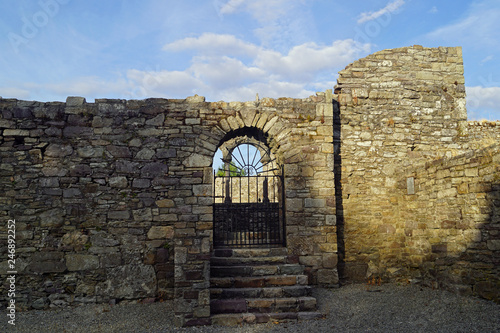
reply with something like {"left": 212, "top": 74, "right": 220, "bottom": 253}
{"left": 213, "top": 172, "right": 285, "bottom": 248}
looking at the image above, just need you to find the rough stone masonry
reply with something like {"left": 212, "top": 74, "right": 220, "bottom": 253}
{"left": 0, "top": 45, "right": 499, "bottom": 326}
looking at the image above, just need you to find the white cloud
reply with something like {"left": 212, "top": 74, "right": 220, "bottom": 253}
{"left": 220, "top": 81, "right": 314, "bottom": 102}
{"left": 429, "top": 6, "right": 438, "bottom": 14}
{"left": 163, "top": 33, "right": 259, "bottom": 57}
{"left": 481, "top": 55, "right": 494, "bottom": 64}
{"left": 466, "top": 86, "right": 500, "bottom": 120}
{"left": 216, "top": 0, "right": 314, "bottom": 51}
{"left": 0, "top": 77, "right": 133, "bottom": 102}
{"left": 467, "top": 86, "right": 500, "bottom": 109}
{"left": 358, "top": 0, "right": 405, "bottom": 24}
{"left": 136, "top": 34, "right": 370, "bottom": 101}
{"left": 126, "top": 70, "right": 204, "bottom": 99}
{"left": 189, "top": 56, "right": 266, "bottom": 87}
{"left": 255, "top": 40, "right": 370, "bottom": 81}
{"left": 219, "top": 0, "right": 295, "bottom": 21}
{"left": 0, "top": 87, "right": 31, "bottom": 99}
{"left": 424, "top": 1, "right": 500, "bottom": 49}
{"left": 43, "top": 77, "right": 130, "bottom": 99}
{"left": 219, "top": 0, "right": 246, "bottom": 15}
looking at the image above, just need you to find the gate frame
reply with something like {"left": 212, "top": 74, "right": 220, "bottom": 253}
{"left": 213, "top": 169, "right": 286, "bottom": 248}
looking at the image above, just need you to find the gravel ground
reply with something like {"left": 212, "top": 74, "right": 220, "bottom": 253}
{"left": 3, "top": 283, "right": 500, "bottom": 333}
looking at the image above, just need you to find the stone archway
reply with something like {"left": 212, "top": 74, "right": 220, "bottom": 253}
{"left": 213, "top": 129, "right": 285, "bottom": 248}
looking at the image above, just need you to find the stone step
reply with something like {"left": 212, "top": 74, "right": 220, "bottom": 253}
{"left": 211, "top": 264, "right": 305, "bottom": 277}
{"left": 213, "top": 247, "right": 288, "bottom": 258}
{"left": 211, "top": 256, "right": 288, "bottom": 266}
{"left": 211, "top": 311, "right": 324, "bottom": 326}
{"left": 211, "top": 296, "right": 317, "bottom": 314}
{"left": 210, "top": 275, "right": 308, "bottom": 289}
{"left": 210, "top": 285, "right": 313, "bottom": 299}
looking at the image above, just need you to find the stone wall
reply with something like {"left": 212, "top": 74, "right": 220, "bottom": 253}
{"left": 1, "top": 45, "right": 499, "bottom": 326}
{"left": 464, "top": 121, "right": 500, "bottom": 150}
{"left": 401, "top": 144, "right": 500, "bottom": 301}
{"left": 0, "top": 93, "right": 337, "bottom": 325}
{"left": 334, "top": 45, "right": 468, "bottom": 279}
{"left": 334, "top": 45, "right": 500, "bottom": 301}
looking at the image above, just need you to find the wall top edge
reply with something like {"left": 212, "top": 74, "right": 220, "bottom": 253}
{"left": 0, "top": 90, "right": 333, "bottom": 107}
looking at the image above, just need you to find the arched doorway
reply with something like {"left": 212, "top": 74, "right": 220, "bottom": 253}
{"left": 213, "top": 134, "right": 285, "bottom": 248}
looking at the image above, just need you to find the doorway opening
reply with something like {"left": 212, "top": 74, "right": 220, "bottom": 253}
{"left": 213, "top": 136, "right": 285, "bottom": 248}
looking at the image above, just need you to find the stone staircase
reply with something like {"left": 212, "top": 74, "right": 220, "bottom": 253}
{"left": 210, "top": 247, "right": 323, "bottom": 326}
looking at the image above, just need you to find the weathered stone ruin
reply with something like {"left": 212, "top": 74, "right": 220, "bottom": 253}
{"left": 1, "top": 45, "right": 499, "bottom": 326}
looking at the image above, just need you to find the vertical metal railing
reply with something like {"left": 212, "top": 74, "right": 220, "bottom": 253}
{"left": 213, "top": 172, "right": 285, "bottom": 248}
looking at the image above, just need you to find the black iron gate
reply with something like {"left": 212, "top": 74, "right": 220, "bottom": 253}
{"left": 213, "top": 172, "right": 285, "bottom": 248}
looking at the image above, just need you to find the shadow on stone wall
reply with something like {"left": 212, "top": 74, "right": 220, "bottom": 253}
{"left": 332, "top": 99, "right": 347, "bottom": 283}
{"left": 403, "top": 148, "right": 500, "bottom": 302}
{"left": 419, "top": 181, "right": 500, "bottom": 302}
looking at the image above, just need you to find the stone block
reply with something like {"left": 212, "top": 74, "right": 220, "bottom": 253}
{"left": 39, "top": 209, "right": 65, "bottom": 228}
{"left": 304, "top": 198, "right": 326, "bottom": 208}
{"left": 431, "top": 244, "right": 447, "bottom": 254}
{"left": 193, "top": 184, "right": 212, "bottom": 197}
{"left": 299, "top": 255, "right": 322, "bottom": 268}
{"left": 66, "top": 254, "right": 99, "bottom": 271}
{"left": 77, "top": 146, "right": 104, "bottom": 158}
{"left": 344, "top": 262, "right": 368, "bottom": 282}
{"left": 210, "top": 299, "right": 247, "bottom": 313}
{"left": 474, "top": 281, "right": 499, "bottom": 301}
{"left": 184, "top": 154, "right": 212, "bottom": 167}
{"left": 323, "top": 253, "right": 338, "bottom": 268}
{"left": 90, "top": 233, "right": 120, "bottom": 247}
{"left": 40, "top": 177, "right": 60, "bottom": 188}
{"left": 63, "top": 188, "right": 82, "bottom": 198}
{"left": 106, "top": 145, "right": 131, "bottom": 158}
{"left": 26, "top": 261, "right": 67, "bottom": 273}
{"left": 487, "top": 240, "right": 500, "bottom": 251}
{"left": 145, "top": 113, "right": 165, "bottom": 126}
{"left": 465, "top": 168, "right": 479, "bottom": 177}
{"left": 141, "top": 162, "right": 168, "bottom": 178}
{"left": 138, "top": 128, "right": 163, "bottom": 136}
{"left": 156, "top": 199, "right": 175, "bottom": 208}
{"left": 147, "top": 226, "right": 174, "bottom": 240}
{"left": 108, "top": 210, "right": 130, "bottom": 220}
{"left": 109, "top": 176, "right": 128, "bottom": 188}
{"left": 45, "top": 144, "right": 73, "bottom": 157}
{"left": 63, "top": 126, "right": 93, "bottom": 137}
{"left": 3, "top": 129, "right": 30, "bottom": 136}
{"left": 132, "top": 178, "right": 151, "bottom": 188}
{"left": 66, "top": 96, "right": 86, "bottom": 106}
{"left": 136, "top": 148, "right": 156, "bottom": 160}
{"left": 133, "top": 208, "right": 153, "bottom": 222}
{"left": 437, "top": 188, "right": 457, "bottom": 199}
{"left": 248, "top": 298, "right": 273, "bottom": 310}
{"left": 70, "top": 164, "right": 92, "bottom": 177}
{"left": 318, "top": 269, "right": 339, "bottom": 285}
{"left": 193, "top": 306, "right": 210, "bottom": 318}
{"left": 378, "top": 224, "right": 396, "bottom": 234}
{"left": 157, "top": 148, "right": 176, "bottom": 158}
{"left": 174, "top": 247, "right": 187, "bottom": 264}
{"left": 185, "top": 94, "right": 205, "bottom": 103}
{"left": 287, "top": 198, "right": 303, "bottom": 212}
{"left": 98, "top": 264, "right": 157, "bottom": 299}
{"left": 116, "top": 160, "right": 140, "bottom": 174}
{"left": 62, "top": 231, "right": 89, "bottom": 247}
{"left": 441, "top": 220, "right": 456, "bottom": 229}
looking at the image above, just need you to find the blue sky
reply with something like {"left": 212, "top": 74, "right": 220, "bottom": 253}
{"left": 0, "top": 0, "right": 499, "bottom": 120}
